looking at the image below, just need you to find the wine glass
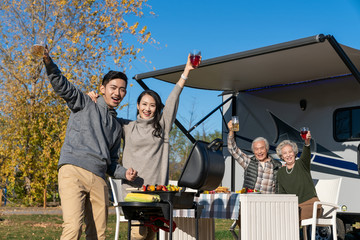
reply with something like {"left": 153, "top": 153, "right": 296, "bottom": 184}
{"left": 190, "top": 49, "right": 201, "bottom": 68}
{"left": 300, "top": 127, "right": 309, "bottom": 140}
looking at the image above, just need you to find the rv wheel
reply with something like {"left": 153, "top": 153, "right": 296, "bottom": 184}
{"left": 315, "top": 226, "right": 332, "bottom": 240}
{"left": 305, "top": 226, "right": 332, "bottom": 240}
{"left": 306, "top": 218, "right": 345, "bottom": 240}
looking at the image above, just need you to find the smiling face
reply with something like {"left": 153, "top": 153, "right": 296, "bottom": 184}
{"left": 137, "top": 94, "right": 156, "bottom": 119}
{"left": 252, "top": 140, "right": 268, "bottom": 161}
{"left": 281, "top": 144, "right": 296, "bottom": 166}
{"left": 100, "top": 78, "right": 127, "bottom": 109}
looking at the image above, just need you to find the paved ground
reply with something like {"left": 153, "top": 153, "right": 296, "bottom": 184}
{"left": 0, "top": 206, "right": 116, "bottom": 215}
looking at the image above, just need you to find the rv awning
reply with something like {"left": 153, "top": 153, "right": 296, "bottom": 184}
{"left": 134, "top": 34, "right": 360, "bottom": 91}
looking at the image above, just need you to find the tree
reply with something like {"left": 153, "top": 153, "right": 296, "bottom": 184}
{"left": 0, "top": 0, "right": 154, "bottom": 206}
{"left": 168, "top": 125, "right": 192, "bottom": 180}
{"left": 169, "top": 125, "right": 222, "bottom": 180}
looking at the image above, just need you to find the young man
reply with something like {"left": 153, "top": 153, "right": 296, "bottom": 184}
{"left": 43, "top": 49, "right": 137, "bottom": 240}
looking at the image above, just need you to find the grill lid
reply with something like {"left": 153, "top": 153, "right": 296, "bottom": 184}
{"left": 178, "top": 138, "right": 225, "bottom": 193}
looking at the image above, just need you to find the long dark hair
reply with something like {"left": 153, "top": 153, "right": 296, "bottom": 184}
{"left": 137, "top": 90, "right": 163, "bottom": 138}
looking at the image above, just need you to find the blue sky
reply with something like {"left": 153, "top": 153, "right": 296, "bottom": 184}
{"left": 116, "top": 0, "right": 360, "bottom": 135}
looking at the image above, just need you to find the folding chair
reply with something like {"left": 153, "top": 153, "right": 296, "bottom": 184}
{"left": 301, "top": 178, "right": 342, "bottom": 240}
{"left": 108, "top": 177, "right": 127, "bottom": 240}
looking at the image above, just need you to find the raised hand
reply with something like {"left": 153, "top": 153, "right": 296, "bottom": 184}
{"left": 305, "top": 131, "right": 311, "bottom": 146}
{"left": 43, "top": 45, "right": 51, "bottom": 65}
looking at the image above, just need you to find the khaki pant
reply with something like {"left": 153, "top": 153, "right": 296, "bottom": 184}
{"left": 58, "top": 165, "right": 108, "bottom": 240}
{"left": 299, "top": 197, "right": 323, "bottom": 221}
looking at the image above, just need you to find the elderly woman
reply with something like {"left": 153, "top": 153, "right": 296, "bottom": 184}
{"left": 276, "top": 131, "right": 322, "bottom": 221}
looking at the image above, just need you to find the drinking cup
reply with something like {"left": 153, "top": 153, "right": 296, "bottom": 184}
{"left": 190, "top": 50, "right": 201, "bottom": 68}
{"left": 31, "top": 34, "right": 46, "bottom": 58}
{"left": 300, "top": 127, "right": 309, "bottom": 140}
{"left": 232, "top": 116, "right": 239, "bottom": 132}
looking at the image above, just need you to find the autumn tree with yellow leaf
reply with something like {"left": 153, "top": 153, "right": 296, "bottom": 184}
{"left": 0, "top": 0, "right": 154, "bottom": 206}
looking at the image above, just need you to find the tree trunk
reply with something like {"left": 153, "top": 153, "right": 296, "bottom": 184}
{"left": 0, "top": 189, "right": 3, "bottom": 206}
{"left": 43, "top": 188, "right": 47, "bottom": 208}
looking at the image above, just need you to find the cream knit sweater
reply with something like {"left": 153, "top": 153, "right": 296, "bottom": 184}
{"left": 120, "top": 84, "right": 182, "bottom": 200}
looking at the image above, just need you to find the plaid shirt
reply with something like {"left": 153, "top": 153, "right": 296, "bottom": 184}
{"left": 227, "top": 135, "right": 277, "bottom": 194}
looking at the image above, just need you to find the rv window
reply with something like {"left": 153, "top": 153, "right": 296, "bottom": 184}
{"left": 334, "top": 107, "right": 360, "bottom": 141}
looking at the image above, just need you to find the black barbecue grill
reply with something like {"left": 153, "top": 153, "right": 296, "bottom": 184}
{"left": 119, "top": 138, "right": 225, "bottom": 240}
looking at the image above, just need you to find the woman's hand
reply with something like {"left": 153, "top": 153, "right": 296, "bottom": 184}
{"left": 178, "top": 54, "right": 202, "bottom": 88}
{"left": 125, "top": 168, "right": 138, "bottom": 181}
{"left": 185, "top": 54, "right": 202, "bottom": 72}
{"left": 305, "top": 131, "right": 311, "bottom": 146}
{"left": 87, "top": 91, "right": 99, "bottom": 103}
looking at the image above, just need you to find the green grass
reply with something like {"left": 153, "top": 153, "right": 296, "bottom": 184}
{"left": 0, "top": 214, "right": 236, "bottom": 239}
{"left": 215, "top": 219, "right": 238, "bottom": 239}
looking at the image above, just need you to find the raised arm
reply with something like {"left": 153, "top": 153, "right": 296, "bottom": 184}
{"left": 161, "top": 55, "right": 201, "bottom": 131}
{"left": 228, "top": 120, "right": 235, "bottom": 137}
{"left": 176, "top": 54, "right": 200, "bottom": 88}
{"left": 299, "top": 130, "right": 312, "bottom": 170}
{"left": 227, "top": 120, "right": 251, "bottom": 169}
{"left": 43, "top": 46, "right": 87, "bottom": 111}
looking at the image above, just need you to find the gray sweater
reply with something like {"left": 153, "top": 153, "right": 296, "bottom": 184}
{"left": 45, "top": 59, "right": 127, "bottom": 180}
{"left": 120, "top": 84, "right": 182, "bottom": 199}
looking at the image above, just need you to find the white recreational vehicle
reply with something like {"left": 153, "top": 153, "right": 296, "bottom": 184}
{"left": 134, "top": 34, "right": 360, "bottom": 239}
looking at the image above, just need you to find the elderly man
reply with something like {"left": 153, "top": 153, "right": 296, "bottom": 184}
{"left": 227, "top": 120, "right": 282, "bottom": 193}
{"left": 227, "top": 120, "right": 283, "bottom": 236}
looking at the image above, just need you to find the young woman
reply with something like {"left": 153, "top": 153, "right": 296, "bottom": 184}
{"left": 276, "top": 131, "right": 322, "bottom": 222}
{"left": 89, "top": 54, "right": 199, "bottom": 239}
{"left": 121, "top": 54, "right": 196, "bottom": 192}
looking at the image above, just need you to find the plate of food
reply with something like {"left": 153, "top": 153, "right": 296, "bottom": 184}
{"left": 236, "top": 188, "right": 261, "bottom": 194}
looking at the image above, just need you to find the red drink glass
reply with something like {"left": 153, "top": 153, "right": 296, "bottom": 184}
{"left": 300, "top": 127, "right": 309, "bottom": 140}
{"left": 190, "top": 50, "right": 201, "bottom": 68}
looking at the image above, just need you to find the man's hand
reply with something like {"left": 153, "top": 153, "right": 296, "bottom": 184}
{"left": 125, "top": 168, "right": 138, "bottom": 181}
{"left": 43, "top": 45, "right": 51, "bottom": 65}
{"left": 227, "top": 120, "right": 234, "bottom": 137}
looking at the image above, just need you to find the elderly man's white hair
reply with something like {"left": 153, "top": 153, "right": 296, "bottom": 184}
{"left": 251, "top": 137, "right": 270, "bottom": 152}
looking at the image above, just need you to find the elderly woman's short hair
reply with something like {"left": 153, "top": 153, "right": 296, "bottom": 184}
{"left": 251, "top": 137, "right": 270, "bottom": 152}
{"left": 276, "top": 140, "right": 299, "bottom": 158}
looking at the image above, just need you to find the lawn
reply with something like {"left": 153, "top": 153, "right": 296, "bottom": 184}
{"left": 0, "top": 213, "right": 236, "bottom": 239}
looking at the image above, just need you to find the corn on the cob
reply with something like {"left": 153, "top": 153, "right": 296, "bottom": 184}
{"left": 124, "top": 193, "right": 161, "bottom": 202}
